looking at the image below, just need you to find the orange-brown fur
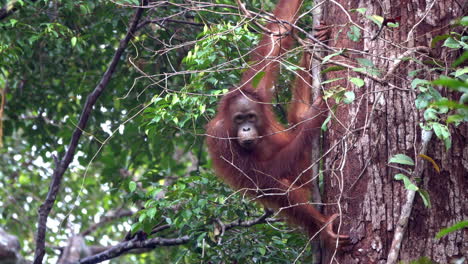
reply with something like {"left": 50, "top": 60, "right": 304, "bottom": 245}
{"left": 206, "top": 0, "right": 348, "bottom": 246}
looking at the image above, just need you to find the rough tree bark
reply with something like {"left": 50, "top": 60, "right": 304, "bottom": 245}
{"left": 320, "top": 0, "right": 467, "bottom": 263}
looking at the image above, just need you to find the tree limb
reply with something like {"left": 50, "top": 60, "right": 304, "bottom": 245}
{"left": 32, "top": 2, "right": 147, "bottom": 263}
{"left": 79, "top": 236, "right": 190, "bottom": 264}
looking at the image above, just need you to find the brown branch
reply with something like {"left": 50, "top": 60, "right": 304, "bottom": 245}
{"left": 79, "top": 236, "right": 191, "bottom": 264}
{"left": 32, "top": 2, "right": 147, "bottom": 264}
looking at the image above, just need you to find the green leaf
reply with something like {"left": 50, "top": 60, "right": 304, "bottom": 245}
{"left": 432, "top": 123, "right": 451, "bottom": 149}
{"left": 415, "top": 94, "right": 431, "bottom": 109}
{"left": 424, "top": 108, "right": 438, "bottom": 121}
{"left": 199, "top": 104, "right": 206, "bottom": 114}
{"left": 350, "top": 8, "right": 367, "bottom": 15}
{"left": 389, "top": 154, "right": 415, "bottom": 166}
{"left": 367, "top": 15, "right": 384, "bottom": 27}
{"left": 432, "top": 78, "right": 468, "bottom": 92}
{"left": 408, "top": 257, "right": 437, "bottom": 264}
{"left": 435, "top": 220, "right": 468, "bottom": 239}
{"left": 447, "top": 114, "right": 464, "bottom": 124}
{"left": 171, "top": 95, "right": 180, "bottom": 105}
{"left": 139, "top": 213, "right": 146, "bottom": 222}
{"left": 321, "top": 115, "right": 331, "bottom": 131}
{"left": 411, "top": 78, "right": 431, "bottom": 89}
{"left": 452, "top": 50, "right": 468, "bottom": 67}
{"left": 322, "top": 50, "right": 344, "bottom": 64}
{"left": 343, "top": 91, "right": 355, "bottom": 104}
{"left": 147, "top": 208, "right": 157, "bottom": 219}
{"left": 356, "top": 58, "right": 375, "bottom": 68}
{"left": 353, "top": 67, "right": 381, "bottom": 77}
{"left": 347, "top": 25, "right": 361, "bottom": 42}
{"left": 431, "top": 34, "right": 450, "bottom": 48}
{"left": 9, "top": 19, "right": 18, "bottom": 27}
{"left": 443, "top": 37, "right": 462, "bottom": 49}
{"left": 19, "top": 174, "right": 30, "bottom": 185}
{"left": 321, "top": 77, "right": 343, "bottom": 84}
{"left": 460, "top": 16, "right": 468, "bottom": 26}
{"left": 131, "top": 222, "right": 142, "bottom": 233}
{"left": 404, "top": 180, "right": 419, "bottom": 191}
{"left": 394, "top": 173, "right": 406, "bottom": 180}
{"left": 349, "top": 77, "right": 365, "bottom": 88}
{"left": 432, "top": 100, "right": 468, "bottom": 110}
{"left": 71, "top": 36, "right": 77, "bottom": 47}
{"left": 394, "top": 174, "right": 418, "bottom": 191}
{"left": 321, "top": 66, "right": 346, "bottom": 74}
{"left": 454, "top": 67, "right": 468, "bottom": 78}
{"left": 252, "top": 71, "right": 265, "bottom": 89}
{"left": 417, "top": 189, "right": 431, "bottom": 208}
{"left": 408, "top": 69, "right": 422, "bottom": 78}
{"left": 129, "top": 181, "right": 137, "bottom": 192}
{"left": 258, "top": 247, "right": 266, "bottom": 255}
{"left": 432, "top": 123, "right": 450, "bottom": 140}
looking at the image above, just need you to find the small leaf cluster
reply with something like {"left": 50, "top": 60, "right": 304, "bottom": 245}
{"left": 410, "top": 17, "right": 468, "bottom": 149}
{"left": 389, "top": 154, "right": 431, "bottom": 208}
{"left": 182, "top": 23, "right": 259, "bottom": 93}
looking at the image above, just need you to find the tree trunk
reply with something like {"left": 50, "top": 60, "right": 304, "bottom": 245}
{"left": 321, "top": 0, "right": 467, "bottom": 263}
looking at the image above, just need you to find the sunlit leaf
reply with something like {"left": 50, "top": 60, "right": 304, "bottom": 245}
{"left": 71, "top": 36, "right": 77, "bottom": 47}
{"left": 129, "top": 181, "right": 137, "bottom": 192}
{"left": 321, "top": 66, "right": 346, "bottom": 74}
{"left": 435, "top": 220, "right": 468, "bottom": 239}
{"left": 322, "top": 50, "right": 344, "bottom": 64}
{"left": 349, "top": 77, "right": 365, "bottom": 87}
{"left": 343, "top": 91, "right": 355, "bottom": 104}
{"left": 347, "top": 25, "right": 361, "bottom": 42}
{"left": 418, "top": 189, "right": 431, "bottom": 208}
{"left": 389, "top": 154, "right": 415, "bottom": 166}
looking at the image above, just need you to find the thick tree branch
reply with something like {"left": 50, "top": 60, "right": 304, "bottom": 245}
{"left": 32, "top": 3, "right": 147, "bottom": 264}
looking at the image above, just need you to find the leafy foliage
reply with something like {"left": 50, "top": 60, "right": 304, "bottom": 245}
{"left": 0, "top": 0, "right": 316, "bottom": 263}
{"left": 388, "top": 154, "right": 431, "bottom": 208}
